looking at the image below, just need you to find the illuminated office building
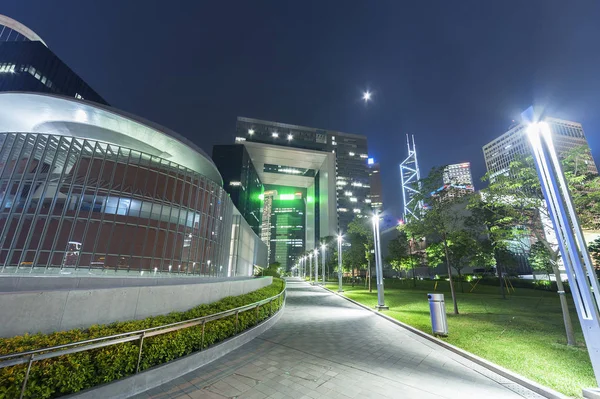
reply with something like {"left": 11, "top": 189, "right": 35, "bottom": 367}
{"left": 483, "top": 118, "right": 598, "bottom": 178}
{"left": 368, "top": 158, "right": 383, "bottom": 209}
{"left": 236, "top": 117, "right": 370, "bottom": 233}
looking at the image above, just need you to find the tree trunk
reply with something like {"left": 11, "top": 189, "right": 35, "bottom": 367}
{"left": 443, "top": 234, "right": 459, "bottom": 314}
{"left": 495, "top": 250, "right": 506, "bottom": 300}
{"left": 551, "top": 258, "right": 576, "bottom": 346}
{"left": 409, "top": 237, "right": 416, "bottom": 287}
{"left": 368, "top": 258, "right": 372, "bottom": 293}
{"left": 457, "top": 269, "right": 464, "bottom": 293}
{"left": 351, "top": 268, "right": 355, "bottom": 287}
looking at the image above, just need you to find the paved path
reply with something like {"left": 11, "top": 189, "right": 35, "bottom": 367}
{"left": 131, "top": 279, "right": 543, "bottom": 399}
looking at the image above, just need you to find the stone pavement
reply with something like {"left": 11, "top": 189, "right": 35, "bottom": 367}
{"left": 130, "top": 279, "right": 544, "bottom": 399}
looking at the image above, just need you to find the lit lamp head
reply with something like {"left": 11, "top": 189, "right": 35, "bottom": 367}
{"left": 321, "top": 243, "right": 326, "bottom": 250}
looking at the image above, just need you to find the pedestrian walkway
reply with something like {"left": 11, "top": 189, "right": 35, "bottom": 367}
{"left": 131, "top": 279, "right": 544, "bottom": 399}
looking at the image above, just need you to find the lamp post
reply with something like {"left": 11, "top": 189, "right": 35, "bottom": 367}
{"left": 526, "top": 117, "right": 600, "bottom": 389}
{"left": 309, "top": 252, "right": 313, "bottom": 283}
{"left": 372, "top": 209, "right": 388, "bottom": 310}
{"left": 302, "top": 256, "right": 306, "bottom": 279}
{"left": 314, "top": 249, "right": 319, "bottom": 285}
{"left": 321, "top": 244, "right": 326, "bottom": 285}
{"left": 337, "top": 234, "right": 343, "bottom": 292}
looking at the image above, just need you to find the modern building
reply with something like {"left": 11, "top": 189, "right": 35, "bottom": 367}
{"left": 211, "top": 144, "right": 263, "bottom": 235}
{"left": 235, "top": 117, "right": 371, "bottom": 232}
{"left": 368, "top": 158, "right": 383, "bottom": 209}
{"left": 0, "top": 14, "right": 107, "bottom": 105}
{"left": 436, "top": 162, "right": 475, "bottom": 198}
{"left": 214, "top": 137, "right": 337, "bottom": 269}
{"left": 483, "top": 117, "right": 598, "bottom": 179}
{"left": 0, "top": 92, "right": 266, "bottom": 277}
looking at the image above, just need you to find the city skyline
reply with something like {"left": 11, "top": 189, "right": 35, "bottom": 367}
{"left": 2, "top": 1, "right": 600, "bottom": 219}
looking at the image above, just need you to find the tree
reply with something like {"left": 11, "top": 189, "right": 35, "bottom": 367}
{"left": 561, "top": 145, "right": 600, "bottom": 230}
{"left": 405, "top": 166, "right": 477, "bottom": 314}
{"left": 386, "top": 233, "right": 408, "bottom": 273}
{"left": 426, "top": 230, "right": 482, "bottom": 293}
{"left": 347, "top": 215, "right": 374, "bottom": 287}
{"left": 588, "top": 237, "right": 600, "bottom": 269}
{"left": 528, "top": 241, "right": 553, "bottom": 280}
{"left": 474, "top": 149, "right": 599, "bottom": 346}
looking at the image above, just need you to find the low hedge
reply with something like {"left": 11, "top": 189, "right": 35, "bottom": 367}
{"left": 472, "top": 276, "right": 570, "bottom": 293}
{"left": 0, "top": 278, "right": 285, "bottom": 399}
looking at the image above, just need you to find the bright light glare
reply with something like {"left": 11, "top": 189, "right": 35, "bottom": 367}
{"left": 272, "top": 132, "right": 279, "bottom": 138}
{"left": 248, "top": 129, "right": 254, "bottom": 135}
{"left": 321, "top": 244, "right": 326, "bottom": 249}
{"left": 287, "top": 134, "right": 293, "bottom": 140}
{"left": 363, "top": 90, "right": 372, "bottom": 102}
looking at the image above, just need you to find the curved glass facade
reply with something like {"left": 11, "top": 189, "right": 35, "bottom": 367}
{"left": 0, "top": 133, "right": 234, "bottom": 276}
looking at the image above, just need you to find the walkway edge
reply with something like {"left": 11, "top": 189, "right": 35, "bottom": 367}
{"left": 321, "top": 286, "right": 568, "bottom": 399}
{"left": 66, "top": 305, "right": 285, "bottom": 399}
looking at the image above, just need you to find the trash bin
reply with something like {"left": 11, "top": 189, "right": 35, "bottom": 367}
{"left": 427, "top": 293, "right": 448, "bottom": 336}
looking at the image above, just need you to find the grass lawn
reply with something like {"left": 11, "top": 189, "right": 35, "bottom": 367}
{"left": 324, "top": 278, "right": 595, "bottom": 398}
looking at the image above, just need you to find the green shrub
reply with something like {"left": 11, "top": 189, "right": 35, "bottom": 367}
{"left": 0, "top": 278, "right": 285, "bottom": 399}
{"left": 255, "top": 269, "right": 281, "bottom": 278}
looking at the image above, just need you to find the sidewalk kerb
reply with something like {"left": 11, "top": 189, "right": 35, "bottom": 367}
{"left": 319, "top": 284, "right": 568, "bottom": 399}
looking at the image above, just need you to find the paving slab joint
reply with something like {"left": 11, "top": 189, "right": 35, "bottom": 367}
{"left": 319, "top": 284, "right": 569, "bottom": 399}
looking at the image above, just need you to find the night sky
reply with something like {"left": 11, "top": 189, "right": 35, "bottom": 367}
{"left": 4, "top": 1, "right": 600, "bottom": 217}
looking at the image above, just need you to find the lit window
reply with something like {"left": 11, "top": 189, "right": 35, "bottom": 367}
{"left": 338, "top": 208, "right": 348, "bottom": 212}
{"left": 235, "top": 137, "right": 246, "bottom": 142}
{"left": 344, "top": 191, "right": 352, "bottom": 196}
{"left": 272, "top": 132, "right": 279, "bottom": 138}
{"left": 350, "top": 197, "right": 358, "bottom": 202}
{"left": 75, "top": 93, "right": 83, "bottom": 100}
{"left": 349, "top": 152, "right": 355, "bottom": 156}
{"left": 229, "top": 181, "right": 242, "bottom": 186}
{"left": 360, "top": 154, "right": 368, "bottom": 158}
{"left": 353, "top": 208, "right": 361, "bottom": 213}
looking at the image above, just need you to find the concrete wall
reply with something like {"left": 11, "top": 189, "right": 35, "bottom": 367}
{"left": 0, "top": 276, "right": 272, "bottom": 338}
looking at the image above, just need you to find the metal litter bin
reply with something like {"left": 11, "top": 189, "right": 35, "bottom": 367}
{"left": 427, "top": 293, "right": 448, "bottom": 336}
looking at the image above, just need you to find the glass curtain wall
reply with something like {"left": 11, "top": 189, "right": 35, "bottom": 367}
{"left": 0, "top": 133, "right": 233, "bottom": 276}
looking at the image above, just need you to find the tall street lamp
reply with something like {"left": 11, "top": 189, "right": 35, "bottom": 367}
{"left": 309, "top": 252, "right": 313, "bottom": 283}
{"left": 321, "top": 243, "right": 326, "bottom": 285}
{"left": 337, "top": 234, "right": 343, "bottom": 292}
{"left": 372, "top": 209, "right": 388, "bottom": 310}
{"left": 526, "top": 117, "right": 600, "bottom": 389}
{"left": 314, "top": 248, "right": 319, "bottom": 285}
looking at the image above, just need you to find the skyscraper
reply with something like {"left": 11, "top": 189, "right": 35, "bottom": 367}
{"left": 236, "top": 117, "right": 371, "bottom": 232}
{"left": 483, "top": 117, "right": 598, "bottom": 178}
{"left": 0, "top": 14, "right": 107, "bottom": 105}
{"left": 215, "top": 117, "right": 370, "bottom": 269}
{"left": 438, "top": 162, "right": 475, "bottom": 199}
{"left": 368, "top": 158, "right": 383, "bottom": 209}
{"left": 443, "top": 162, "right": 474, "bottom": 187}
